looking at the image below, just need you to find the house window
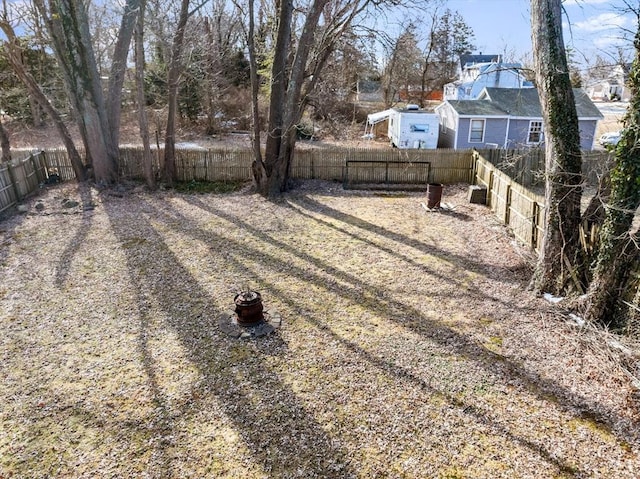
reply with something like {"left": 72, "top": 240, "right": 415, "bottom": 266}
{"left": 411, "top": 124, "right": 429, "bottom": 132}
{"left": 469, "top": 119, "right": 485, "bottom": 142}
{"left": 528, "top": 121, "right": 543, "bottom": 143}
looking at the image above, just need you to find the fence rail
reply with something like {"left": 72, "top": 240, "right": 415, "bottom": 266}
{"left": 474, "top": 150, "right": 546, "bottom": 251}
{"left": 1, "top": 146, "right": 610, "bottom": 253}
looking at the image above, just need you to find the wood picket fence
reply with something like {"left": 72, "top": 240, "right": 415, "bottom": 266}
{"left": 1, "top": 146, "right": 612, "bottom": 254}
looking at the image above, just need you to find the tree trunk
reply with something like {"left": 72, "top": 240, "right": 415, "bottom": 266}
{"left": 582, "top": 24, "right": 640, "bottom": 326}
{"left": 34, "top": 0, "right": 118, "bottom": 184}
{"left": 0, "top": 19, "right": 87, "bottom": 181}
{"left": 163, "top": 0, "right": 191, "bottom": 186}
{"left": 530, "top": 0, "right": 584, "bottom": 295}
{"left": 245, "top": 0, "right": 264, "bottom": 180}
{"left": 255, "top": 0, "right": 331, "bottom": 196}
{"left": 134, "top": 0, "right": 155, "bottom": 190}
{"left": 106, "top": 0, "right": 141, "bottom": 150}
{"left": 28, "top": 97, "right": 44, "bottom": 127}
{"left": 256, "top": 0, "right": 293, "bottom": 195}
{"left": 0, "top": 117, "right": 11, "bottom": 164}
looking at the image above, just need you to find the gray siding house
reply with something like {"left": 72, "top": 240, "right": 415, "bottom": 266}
{"left": 435, "top": 87, "right": 603, "bottom": 150}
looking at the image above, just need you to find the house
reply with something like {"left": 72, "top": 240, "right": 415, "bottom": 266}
{"left": 435, "top": 87, "right": 603, "bottom": 150}
{"left": 456, "top": 53, "right": 501, "bottom": 76}
{"left": 364, "top": 106, "right": 439, "bottom": 149}
{"left": 444, "top": 55, "right": 533, "bottom": 100}
{"left": 585, "top": 63, "right": 632, "bottom": 102}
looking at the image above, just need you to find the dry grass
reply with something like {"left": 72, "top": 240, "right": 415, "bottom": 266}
{"left": 1, "top": 181, "right": 639, "bottom": 478}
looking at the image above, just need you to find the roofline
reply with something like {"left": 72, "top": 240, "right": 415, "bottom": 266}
{"left": 456, "top": 114, "right": 510, "bottom": 119}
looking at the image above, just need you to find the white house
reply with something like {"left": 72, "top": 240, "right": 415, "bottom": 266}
{"left": 585, "top": 63, "right": 632, "bottom": 102}
{"left": 444, "top": 54, "right": 533, "bottom": 101}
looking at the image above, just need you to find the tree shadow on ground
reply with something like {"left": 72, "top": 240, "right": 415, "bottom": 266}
{"left": 178, "top": 193, "right": 639, "bottom": 458}
{"left": 103, "top": 198, "right": 356, "bottom": 478}
{"left": 55, "top": 183, "right": 95, "bottom": 286}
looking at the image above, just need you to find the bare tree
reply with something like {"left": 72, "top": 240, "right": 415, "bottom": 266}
{"left": 530, "top": 0, "right": 583, "bottom": 295}
{"left": 134, "top": 0, "right": 155, "bottom": 189}
{"left": 246, "top": 0, "right": 414, "bottom": 196}
{"left": 0, "top": 15, "right": 86, "bottom": 180}
{"left": 33, "top": 0, "right": 117, "bottom": 183}
{"left": 107, "top": 0, "right": 141, "bottom": 149}
{"left": 162, "top": 0, "right": 191, "bottom": 185}
{"left": 381, "top": 22, "right": 422, "bottom": 106}
{"left": 31, "top": 0, "right": 139, "bottom": 184}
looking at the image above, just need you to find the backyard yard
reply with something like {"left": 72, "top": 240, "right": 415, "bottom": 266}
{"left": 1, "top": 180, "right": 639, "bottom": 478}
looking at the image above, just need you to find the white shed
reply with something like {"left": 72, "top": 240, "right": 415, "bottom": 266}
{"left": 365, "top": 107, "right": 439, "bottom": 148}
{"left": 387, "top": 107, "right": 439, "bottom": 149}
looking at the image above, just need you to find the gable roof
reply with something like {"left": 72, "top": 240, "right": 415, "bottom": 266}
{"left": 444, "top": 88, "right": 603, "bottom": 119}
{"left": 460, "top": 54, "right": 500, "bottom": 69}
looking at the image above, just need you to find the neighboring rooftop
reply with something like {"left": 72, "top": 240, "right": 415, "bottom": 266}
{"left": 445, "top": 87, "right": 604, "bottom": 119}
{"left": 459, "top": 53, "right": 501, "bottom": 69}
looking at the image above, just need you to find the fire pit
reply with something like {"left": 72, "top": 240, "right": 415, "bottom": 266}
{"left": 234, "top": 290, "right": 264, "bottom": 326}
{"left": 218, "top": 290, "right": 282, "bottom": 339}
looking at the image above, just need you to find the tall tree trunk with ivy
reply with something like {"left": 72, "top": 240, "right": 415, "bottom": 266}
{"left": 530, "top": 0, "right": 584, "bottom": 295}
{"left": 582, "top": 20, "right": 640, "bottom": 326}
{"left": 32, "top": 0, "right": 139, "bottom": 184}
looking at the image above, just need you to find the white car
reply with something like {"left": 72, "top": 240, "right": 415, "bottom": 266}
{"left": 599, "top": 131, "right": 621, "bottom": 147}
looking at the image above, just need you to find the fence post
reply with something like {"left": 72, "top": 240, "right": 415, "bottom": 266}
{"left": 29, "top": 154, "right": 41, "bottom": 184}
{"left": 311, "top": 150, "right": 315, "bottom": 179}
{"left": 531, "top": 201, "right": 539, "bottom": 251}
{"left": 487, "top": 169, "right": 494, "bottom": 206}
{"left": 471, "top": 150, "right": 478, "bottom": 184}
{"left": 504, "top": 184, "right": 511, "bottom": 224}
{"left": 6, "top": 162, "right": 21, "bottom": 202}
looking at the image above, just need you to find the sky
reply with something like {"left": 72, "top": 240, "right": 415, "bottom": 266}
{"left": 445, "top": 0, "right": 637, "bottom": 66}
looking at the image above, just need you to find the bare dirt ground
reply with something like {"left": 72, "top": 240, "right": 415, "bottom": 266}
{"left": 1, "top": 181, "right": 639, "bottom": 478}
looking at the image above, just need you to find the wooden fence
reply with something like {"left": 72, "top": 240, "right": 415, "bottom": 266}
{"left": 474, "top": 150, "right": 546, "bottom": 251}
{"left": 0, "top": 146, "right": 476, "bottom": 214}
{"left": 479, "top": 148, "right": 612, "bottom": 187}
{"left": 0, "top": 151, "right": 48, "bottom": 214}
{"left": 1, "top": 146, "right": 612, "bottom": 254}
{"left": 100, "top": 146, "right": 475, "bottom": 185}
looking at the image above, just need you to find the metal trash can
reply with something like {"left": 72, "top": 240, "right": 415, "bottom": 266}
{"left": 426, "top": 183, "right": 443, "bottom": 208}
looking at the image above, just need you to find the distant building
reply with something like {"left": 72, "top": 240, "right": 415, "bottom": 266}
{"left": 585, "top": 63, "right": 632, "bottom": 102}
{"left": 444, "top": 54, "right": 533, "bottom": 100}
{"left": 436, "top": 87, "right": 603, "bottom": 150}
